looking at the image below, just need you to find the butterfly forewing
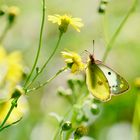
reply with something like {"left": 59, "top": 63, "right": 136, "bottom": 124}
{"left": 86, "top": 61, "right": 111, "bottom": 101}
{"left": 97, "top": 64, "right": 129, "bottom": 95}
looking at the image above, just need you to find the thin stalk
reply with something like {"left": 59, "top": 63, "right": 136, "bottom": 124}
{"left": 60, "top": 130, "right": 63, "bottom": 140}
{"left": 0, "top": 23, "right": 11, "bottom": 43}
{"left": 24, "top": 0, "right": 46, "bottom": 87}
{"left": 25, "top": 32, "right": 63, "bottom": 89}
{"left": 26, "top": 66, "right": 67, "bottom": 93}
{"left": 0, "top": 98, "right": 18, "bottom": 129}
{"left": 102, "top": 0, "right": 138, "bottom": 62}
{"left": 53, "top": 128, "right": 61, "bottom": 140}
{"left": 53, "top": 107, "right": 73, "bottom": 140}
{"left": 55, "top": 93, "right": 89, "bottom": 140}
{"left": 65, "top": 93, "right": 90, "bottom": 139}
{"left": 0, "top": 117, "right": 22, "bottom": 132}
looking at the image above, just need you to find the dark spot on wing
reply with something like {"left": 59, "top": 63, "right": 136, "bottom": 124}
{"left": 108, "top": 72, "right": 111, "bottom": 75}
{"left": 98, "top": 81, "right": 103, "bottom": 85}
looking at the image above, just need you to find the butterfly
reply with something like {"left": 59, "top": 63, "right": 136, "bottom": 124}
{"left": 86, "top": 46, "right": 129, "bottom": 102}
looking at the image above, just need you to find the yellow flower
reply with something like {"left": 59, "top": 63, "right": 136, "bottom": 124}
{"left": 74, "top": 125, "right": 88, "bottom": 139}
{"left": 61, "top": 50, "right": 85, "bottom": 73}
{"left": 0, "top": 96, "right": 28, "bottom": 125}
{"left": 48, "top": 14, "right": 84, "bottom": 33}
{"left": 0, "top": 47, "right": 28, "bottom": 125}
{"left": 8, "top": 6, "right": 20, "bottom": 23}
{"left": 0, "top": 46, "right": 23, "bottom": 102}
{"left": 8, "top": 6, "right": 20, "bottom": 17}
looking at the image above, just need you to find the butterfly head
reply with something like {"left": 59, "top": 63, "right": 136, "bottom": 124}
{"left": 89, "top": 54, "right": 95, "bottom": 64}
{"left": 89, "top": 40, "right": 95, "bottom": 64}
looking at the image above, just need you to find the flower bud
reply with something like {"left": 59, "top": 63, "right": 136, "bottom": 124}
{"left": 77, "top": 115, "right": 89, "bottom": 123}
{"left": 74, "top": 125, "right": 88, "bottom": 139}
{"left": 8, "top": 6, "right": 20, "bottom": 24}
{"left": 0, "top": 5, "right": 8, "bottom": 16}
{"left": 59, "top": 18, "right": 69, "bottom": 33}
{"left": 22, "top": 67, "right": 29, "bottom": 79}
{"left": 67, "top": 79, "right": 75, "bottom": 90}
{"left": 62, "top": 121, "right": 72, "bottom": 131}
{"left": 57, "top": 87, "right": 72, "bottom": 96}
{"left": 92, "top": 98, "right": 101, "bottom": 104}
{"left": 0, "top": 10, "right": 5, "bottom": 16}
{"left": 12, "top": 85, "right": 25, "bottom": 99}
{"left": 36, "top": 67, "right": 40, "bottom": 74}
{"left": 90, "top": 104, "right": 100, "bottom": 115}
{"left": 98, "top": 4, "right": 107, "bottom": 14}
{"left": 98, "top": 0, "right": 109, "bottom": 14}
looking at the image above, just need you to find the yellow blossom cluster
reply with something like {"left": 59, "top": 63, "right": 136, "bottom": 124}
{"left": 0, "top": 46, "right": 28, "bottom": 125}
{"left": 61, "top": 50, "right": 85, "bottom": 73}
{"left": 48, "top": 14, "right": 85, "bottom": 73}
{"left": 48, "top": 14, "right": 83, "bottom": 33}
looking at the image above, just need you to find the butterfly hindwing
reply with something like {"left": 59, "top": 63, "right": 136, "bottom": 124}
{"left": 97, "top": 63, "right": 129, "bottom": 95}
{"left": 86, "top": 61, "right": 111, "bottom": 101}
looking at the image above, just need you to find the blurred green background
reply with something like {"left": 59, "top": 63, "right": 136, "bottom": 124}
{"left": 0, "top": 0, "right": 140, "bottom": 140}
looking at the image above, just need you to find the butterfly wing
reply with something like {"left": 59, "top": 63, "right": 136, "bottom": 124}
{"left": 97, "top": 63, "right": 129, "bottom": 95}
{"left": 86, "top": 61, "right": 111, "bottom": 101}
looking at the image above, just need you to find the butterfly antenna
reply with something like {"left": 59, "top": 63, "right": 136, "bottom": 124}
{"left": 84, "top": 50, "right": 90, "bottom": 55}
{"left": 92, "top": 40, "right": 95, "bottom": 55}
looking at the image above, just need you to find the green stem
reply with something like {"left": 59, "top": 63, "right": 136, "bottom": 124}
{"left": 24, "top": 0, "right": 46, "bottom": 87}
{"left": 53, "top": 128, "right": 60, "bottom": 140}
{"left": 132, "top": 92, "right": 140, "bottom": 140}
{"left": 60, "top": 130, "right": 63, "bottom": 140}
{"left": 53, "top": 107, "right": 73, "bottom": 140}
{"left": 0, "top": 98, "right": 18, "bottom": 129}
{"left": 65, "top": 93, "right": 90, "bottom": 139}
{"left": 55, "top": 93, "right": 89, "bottom": 140}
{"left": 0, "top": 117, "right": 22, "bottom": 132}
{"left": 102, "top": 0, "right": 138, "bottom": 62}
{"left": 26, "top": 66, "right": 67, "bottom": 93}
{"left": 25, "top": 32, "right": 63, "bottom": 89}
{"left": 0, "top": 23, "right": 11, "bottom": 43}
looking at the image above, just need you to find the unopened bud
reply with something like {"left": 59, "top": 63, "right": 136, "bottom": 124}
{"left": 74, "top": 125, "right": 88, "bottom": 139}
{"left": 12, "top": 85, "right": 25, "bottom": 98}
{"left": 62, "top": 121, "right": 72, "bottom": 131}
{"left": 0, "top": 5, "right": 8, "bottom": 16}
{"left": 90, "top": 104, "right": 100, "bottom": 115}
{"left": 8, "top": 6, "right": 20, "bottom": 24}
